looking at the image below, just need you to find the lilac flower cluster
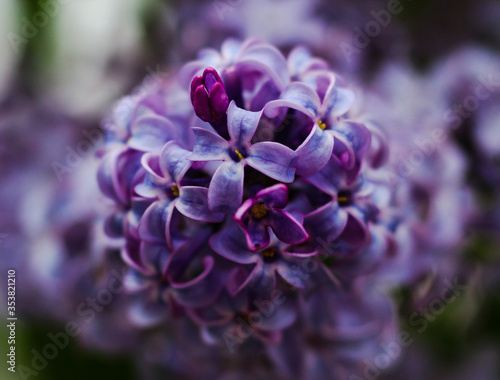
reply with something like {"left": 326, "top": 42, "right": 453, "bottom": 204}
{"left": 97, "top": 38, "right": 402, "bottom": 370}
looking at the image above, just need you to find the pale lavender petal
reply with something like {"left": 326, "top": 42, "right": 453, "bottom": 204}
{"left": 257, "top": 297, "right": 297, "bottom": 331}
{"left": 177, "top": 186, "right": 224, "bottom": 222}
{"left": 160, "top": 141, "right": 192, "bottom": 183}
{"left": 306, "top": 155, "right": 345, "bottom": 195}
{"left": 138, "top": 200, "right": 173, "bottom": 244}
{"left": 208, "top": 161, "right": 244, "bottom": 213}
{"left": 295, "top": 124, "right": 334, "bottom": 177}
{"left": 97, "top": 150, "right": 124, "bottom": 204}
{"left": 288, "top": 46, "right": 328, "bottom": 76}
{"left": 189, "top": 127, "right": 229, "bottom": 161}
{"left": 129, "top": 114, "right": 177, "bottom": 152}
{"left": 237, "top": 42, "right": 290, "bottom": 90}
{"left": 276, "top": 262, "right": 308, "bottom": 289}
{"left": 227, "top": 101, "right": 262, "bottom": 145}
{"left": 330, "top": 121, "right": 371, "bottom": 170}
{"left": 247, "top": 142, "right": 297, "bottom": 183}
{"left": 323, "top": 86, "right": 355, "bottom": 118}
{"left": 264, "top": 82, "right": 320, "bottom": 119}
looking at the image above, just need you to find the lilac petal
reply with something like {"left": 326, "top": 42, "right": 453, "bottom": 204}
{"left": 366, "top": 122, "right": 389, "bottom": 168}
{"left": 127, "top": 197, "right": 153, "bottom": 239}
{"left": 246, "top": 77, "right": 281, "bottom": 112}
{"left": 234, "top": 198, "right": 254, "bottom": 224}
{"left": 212, "top": 289, "right": 249, "bottom": 317}
{"left": 306, "top": 155, "right": 345, "bottom": 195}
{"left": 269, "top": 210, "right": 309, "bottom": 245}
{"left": 264, "top": 82, "right": 320, "bottom": 119}
{"left": 341, "top": 213, "right": 371, "bottom": 250}
{"left": 209, "top": 224, "right": 259, "bottom": 264}
{"left": 247, "top": 261, "right": 276, "bottom": 296}
{"left": 288, "top": 46, "right": 328, "bottom": 76}
{"left": 323, "top": 86, "right": 355, "bottom": 118}
{"left": 138, "top": 199, "right": 174, "bottom": 244}
{"left": 227, "top": 101, "right": 262, "bottom": 145}
{"left": 256, "top": 183, "right": 288, "bottom": 209}
{"left": 330, "top": 121, "right": 371, "bottom": 170}
{"left": 226, "top": 267, "right": 254, "bottom": 297}
{"left": 247, "top": 142, "right": 297, "bottom": 183}
{"left": 332, "top": 227, "right": 391, "bottom": 278}
{"left": 123, "top": 270, "right": 150, "bottom": 293}
{"left": 140, "top": 242, "right": 172, "bottom": 276}
{"left": 208, "top": 161, "right": 244, "bottom": 214}
{"left": 97, "top": 150, "right": 123, "bottom": 204}
{"left": 257, "top": 296, "right": 297, "bottom": 331}
{"left": 190, "top": 127, "right": 229, "bottom": 162}
{"left": 104, "top": 212, "right": 124, "bottom": 238}
{"left": 127, "top": 298, "right": 170, "bottom": 328}
{"left": 237, "top": 43, "right": 290, "bottom": 91}
{"left": 246, "top": 219, "right": 271, "bottom": 251}
{"left": 160, "top": 141, "right": 192, "bottom": 183}
{"left": 177, "top": 186, "right": 224, "bottom": 222}
{"left": 129, "top": 114, "right": 177, "bottom": 152}
{"left": 276, "top": 262, "right": 308, "bottom": 289}
{"left": 121, "top": 238, "right": 144, "bottom": 273}
{"left": 295, "top": 124, "right": 334, "bottom": 177}
{"left": 170, "top": 256, "right": 223, "bottom": 308}
{"left": 305, "top": 201, "right": 349, "bottom": 243}
{"left": 135, "top": 153, "right": 170, "bottom": 198}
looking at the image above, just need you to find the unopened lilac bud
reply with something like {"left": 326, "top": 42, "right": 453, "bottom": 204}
{"left": 191, "top": 67, "right": 229, "bottom": 123}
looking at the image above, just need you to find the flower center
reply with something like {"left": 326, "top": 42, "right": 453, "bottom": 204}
{"left": 229, "top": 146, "right": 248, "bottom": 162}
{"left": 337, "top": 190, "right": 352, "bottom": 207}
{"left": 234, "top": 149, "right": 244, "bottom": 161}
{"left": 262, "top": 247, "right": 279, "bottom": 263}
{"left": 235, "top": 312, "right": 251, "bottom": 325}
{"left": 318, "top": 120, "right": 327, "bottom": 130}
{"left": 171, "top": 185, "right": 180, "bottom": 197}
{"left": 251, "top": 203, "right": 267, "bottom": 219}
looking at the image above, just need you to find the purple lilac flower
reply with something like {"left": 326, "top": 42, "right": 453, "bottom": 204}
{"left": 233, "top": 184, "right": 308, "bottom": 250}
{"left": 188, "top": 101, "right": 297, "bottom": 213}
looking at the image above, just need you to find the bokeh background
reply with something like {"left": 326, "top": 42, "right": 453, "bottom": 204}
{"left": 1, "top": 0, "right": 499, "bottom": 379}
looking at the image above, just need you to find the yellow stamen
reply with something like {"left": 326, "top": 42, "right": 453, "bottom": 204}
{"left": 338, "top": 196, "right": 348, "bottom": 204}
{"left": 234, "top": 149, "right": 244, "bottom": 161}
{"left": 262, "top": 247, "right": 275, "bottom": 258}
{"left": 318, "top": 120, "right": 327, "bottom": 130}
{"left": 171, "top": 185, "right": 180, "bottom": 197}
{"left": 250, "top": 203, "right": 267, "bottom": 219}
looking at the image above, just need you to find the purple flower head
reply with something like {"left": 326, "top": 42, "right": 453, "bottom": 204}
{"left": 234, "top": 184, "right": 308, "bottom": 251}
{"left": 91, "top": 38, "right": 462, "bottom": 376}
